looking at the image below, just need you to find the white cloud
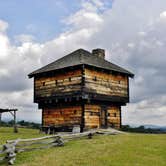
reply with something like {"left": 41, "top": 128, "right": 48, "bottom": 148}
{"left": 64, "top": 1, "right": 103, "bottom": 30}
{"left": 160, "top": 11, "right": 166, "bottom": 19}
{"left": 128, "top": 43, "right": 135, "bottom": 48}
{"left": 0, "top": 20, "right": 8, "bottom": 32}
{"left": 0, "top": 20, "right": 10, "bottom": 59}
{"left": 0, "top": 0, "right": 166, "bottom": 126}
{"left": 122, "top": 95, "right": 166, "bottom": 126}
{"left": 15, "top": 34, "right": 35, "bottom": 43}
{"left": 0, "top": 69, "right": 9, "bottom": 77}
{"left": 91, "top": 0, "right": 104, "bottom": 8}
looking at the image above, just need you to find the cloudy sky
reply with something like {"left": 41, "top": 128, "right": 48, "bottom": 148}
{"left": 0, "top": 0, "right": 166, "bottom": 126}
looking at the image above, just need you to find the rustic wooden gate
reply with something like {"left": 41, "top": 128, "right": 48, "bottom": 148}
{"left": 100, "top": 107, "right": 107, "bottom": 128}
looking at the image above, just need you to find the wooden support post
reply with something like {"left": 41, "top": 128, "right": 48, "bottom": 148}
{"left": 13, "top": 111, "right": 18, "bottom": 133}
{"left": 88, "top": 133, "right": 93, "bottom": 139}
{"left": 120, "top": 106, "right": 122, "bottom": 128}
{"left": 80, "top": 64, "right": 85, "bottom": 133}
{"left": 0, "top": 108, "right": 18, "bottom": 132}
{"left": 0, "top": 113, "right": 2, "bottom": 126}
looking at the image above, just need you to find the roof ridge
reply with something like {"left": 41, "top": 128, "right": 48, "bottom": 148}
{"left": 28, "top": 49, "right": 134, "bottom": 78}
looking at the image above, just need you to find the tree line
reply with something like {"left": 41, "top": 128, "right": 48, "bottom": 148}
{"left": 121, "top": 125, "right": 166, "bottom": 133}
{"left": 0, "top": 120, "right": 40, "bottom": 129}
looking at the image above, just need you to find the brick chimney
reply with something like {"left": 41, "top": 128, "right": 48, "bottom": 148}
{"left": 92, "top": 48, "right": 105, "bottom": 59}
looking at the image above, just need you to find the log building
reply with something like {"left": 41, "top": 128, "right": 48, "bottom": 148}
{"left": 28, "top": 48, "right": 134, "bottom": 132}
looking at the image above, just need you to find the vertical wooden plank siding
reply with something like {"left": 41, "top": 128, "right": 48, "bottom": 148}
{"left": 84, "top": 68, "right": 128, "bottom": 97}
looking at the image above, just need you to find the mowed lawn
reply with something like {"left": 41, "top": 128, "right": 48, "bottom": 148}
{"left": 0, "top": 127, "right": 166, "bottom": 166}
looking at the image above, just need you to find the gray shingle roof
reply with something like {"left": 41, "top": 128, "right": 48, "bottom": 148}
{"left": 28, "top": 49, "right": 134, "bottom": 78}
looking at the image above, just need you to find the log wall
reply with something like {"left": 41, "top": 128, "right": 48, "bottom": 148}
{"left": 35, "top": 69, "right": 82, "bottom": 100}
{"left": 84, "top": 68, "right": 128, "bottom": 97}
{"left": 84, "top": 105, "right": 101, "bottom": 129}
{"left": 43, "top": 106, "right": 82, "bottom": 127}
{"left": 84, "top": 104, "right": 121, "bottom": 129}
{"left": 34, "top": 67, "right": 125, "bottom": 130}
{"left": 107, "top": 106, "right": 121, "bottom": 128}
{"left": 43, "top": 104, "right": 120, "bottom": 129}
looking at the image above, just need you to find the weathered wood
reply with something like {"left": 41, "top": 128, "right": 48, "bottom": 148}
{"left": 43, "top": 106, "right": 82, "bottom": 127}
{"left": 34, "top": 69, "right": 82, "bottom": 101}
{"left": 84, "top": 68, "right": 128, "bottom": 97}
{"left": 0, "top": 109, "right": 18, "bottom": 133}
{"left": 84, "top": 105, "right": 100, "bottom": 129}
{"left": 84, "top": 104, "right": 121, "bottom": 129}
{"left": 0, "top": 128, "right": 123, "bottom": 165}
{"left": 29, "top": 49, "right": 133, "bottom": 132}
{"left": 0, "top": 113, "right": 1, "bottom": 126}
{"left": 7, "top": 135, "right": 59, "bottom": 143}
{"left": 1, "top": 140, "right": 18, "bottom": 165}
{"left": 31, "top": 64, "right": 130, "bottom": 131}
{"left": 13, "top": 111, "right": 18, "bottom": 133}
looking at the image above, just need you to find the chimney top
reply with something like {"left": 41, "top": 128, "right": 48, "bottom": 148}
{"left": 92, "top": 48, "right": 105, "bottom": 59}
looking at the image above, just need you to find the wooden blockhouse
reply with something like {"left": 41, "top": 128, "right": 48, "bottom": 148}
{"left": 28, "top": 49, "right": 134, "bottom": 132}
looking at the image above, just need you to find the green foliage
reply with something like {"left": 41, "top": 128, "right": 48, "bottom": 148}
{"left": 0, "top": 120, "right": 41, "bottom": 129}
{"left": 17, "top": 120, "right": 41, "bottom": 129}
{"left": 121, "top": 125, "right": 165, "bottom": 133}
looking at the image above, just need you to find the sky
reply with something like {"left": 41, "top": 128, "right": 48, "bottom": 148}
{"left": 0, "top": 0, "right": 166, "bottom": 126}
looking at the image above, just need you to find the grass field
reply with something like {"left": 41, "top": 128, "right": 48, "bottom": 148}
{"left": 0, "top": 127, "right": 166, "bottom": 166}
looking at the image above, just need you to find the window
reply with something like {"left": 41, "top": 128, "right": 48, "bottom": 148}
{"left": 89, "top": 112, "right": 99, "bottom": 116}
{"left": 93, "top": 76, "right": 97, "bottom": 81}
{"left": 74, "top": 110, "right": 77, "bottom": 114}
{"left": 55, "top": 80, "right": 58, "bottom": 85}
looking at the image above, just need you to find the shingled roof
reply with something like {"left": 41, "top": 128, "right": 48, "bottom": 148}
{"left": 28, "top": 49, "right": 134, "bottom": 78}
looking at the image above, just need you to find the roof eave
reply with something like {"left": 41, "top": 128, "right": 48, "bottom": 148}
{"left": 128, "top": 73, "right": 134, "bottom": 78}
{"left": 28, "top": 64, "right": 135, "bottom": 79}
{"left": 28, "top": 64, "right": 84, "bottom": 78}
{"left": 28, "top": 74, "right": 33, "bottom": 78}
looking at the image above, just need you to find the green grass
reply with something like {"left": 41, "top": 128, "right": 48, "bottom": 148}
{"left": 0, "top": 127, "right": 45, "bottom": 145}
{"left": 0, "top": 127, "right": 166, "bottom": 166}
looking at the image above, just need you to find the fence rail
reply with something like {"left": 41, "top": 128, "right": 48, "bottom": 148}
{"left": 0, "top": 128, "right": 122, "bottom": 165}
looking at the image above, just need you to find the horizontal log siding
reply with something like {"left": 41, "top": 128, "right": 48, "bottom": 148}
{"left": 107, "top": 106, "right": 121, "bottom": 128}
{"left": 43, "top": 106, "right": 82, "bottom": 126}
{"left": 84, "top": 105, "right": 100, "bottom": 129}
{"left": 43, "top": 105, "right": 120, "bottom": 129}
{"left": 35, "top": 69, "right": 82, "bottom": 99}
{"left": 84, "top": 68, "right": 128, "bottom": 97}
{"left": 84, "top": 104, "right": 121, "bottom": 129}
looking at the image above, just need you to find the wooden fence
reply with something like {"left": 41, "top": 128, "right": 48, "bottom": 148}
{"left": 0, "top": 128, "right": 122, "bottom": 165}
